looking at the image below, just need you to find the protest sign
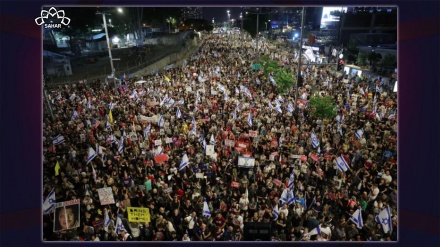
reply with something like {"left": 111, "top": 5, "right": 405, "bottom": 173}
{"left": 249, "top": 130, "right": 258, "bottom": 137}
{"left": 196, "top": 173, "right": 204, "bottom": 179}
{"left": 165, "top": 138, "right": 173, "bottom": 144}
{"left": 154, "top": 139, "right": 162, "bottom": 146}
{"left": 225, "top": 139, "right": 235, "bottom": 147}
{"left": 97, "top": 187, "right": 115, "bottom": 205}
{"left": 127, "top": 207, "right": 151, "bottom": 223}
{"left": 231, "top": 181, "right": 240, "bottom": 188}
{"left": 53, "top": 199, "right": 80, "bottom": 232}
{"left": 206, "top": 145, "right": 215, "bottom": 155}
{"left": 238, "top": 156, "right": 255, "bottom": 168}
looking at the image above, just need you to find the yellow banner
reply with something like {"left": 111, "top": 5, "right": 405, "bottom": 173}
{"left": 127, "top": 207, "right": 151, "bottom": 223}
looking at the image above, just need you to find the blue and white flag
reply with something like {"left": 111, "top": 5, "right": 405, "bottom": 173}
{"left": 288, "top": 171, "right": 295, "bottom": 190}
{"left": 178, "top": 99, "right": 184, "bottom": 105}
{"left": 176, "top": 108, "right": 182, "bottom": 118}
{"left": 217, "top": 83, "right": 225, "bottom": 92}
{"left": 143, "top": 124, "right": 151, "bottom": 138}
{"left": 210, "top": 134, "right": 216, "bottom": 145}
{"left": 337, "top": 124, "right": 343, "bottom": 136}
{"left": 53, "top": 135, "right": 65, "bottom": 145}
{"left": 202, "top": 139, "right": 207, "bottom": 150}
{"left": 71, "top": 110, "right": 79, "bottom": 121}
{"left": 109, "top": 102, "right": 115, "bottom": 110}
{"left": 301, "top": 92, "right": 307, "bottom": 100}
{"left": 350, "top": 208, "right": 364, "bottom": 229}
{"left": 203, "top": 198, "right": 211, "bottom": 219}
{"left": 334, "top": 155, "right": 350, "bottom": 172}
{"left": 268, "top": 102, "right": 274, "bottom": 111}
{"left": 224, "top": 92, "right": 229, "bottom": 101}
{"left": 279, "top": 137, "right": 283, "bottom": 147}
{"left": 56, "top": 94, "right": 62, "bottom": 100}
{"left": 376, "top": 206, "right": 392, "bottom": 234}
{"left": 275, "top": 99, "right": 281, "bottom": 107}
{"left": 269, "top": 75, "right": 277, "bottom": 86}
{"left": 247, "top": 113, "right": 252, "bottom": 127}
{"left": 306, "top": 225, "right": 322, "bottom": 238}
{"left": 118, "top": 137, "right": 124, "bottom": 154}
{"left": 275, "top": 105, "right": 283, "bottom": 114}
{"left": 311, "top": 131, "right": 320, "bottom": 149}
{"left": 122, "top": 130, "right": 127, "bottom": 139}
{"left": 179, "top": 153, "right": 189, "bottom": 171}
{"left": 376, "top": 85, "right": 382, "bottom": 93}
{"left": 158, "top": 115, "right": 164, "bottom": 127}
{"left": 106, "top": 121, "right": 111, "bottom": 130}
{"left": 359, "top": 87, "right": 365, "bottom": 96}
{"left": 235, "top": 87, "right": 239, "bottom": 95}
{"left": 287, "top": 103, "right": 295, "bottom": 113}
{"left": 287, "top": 189, "right": 295, "bottom": 205}
{"left": 278, "top": 95, "right": 284, "bottom": 103}
{"left": 196, "top": 91, "right": 201, "bottom": 102}
{"left": 355, "top": 128, "right": 364, "bottom": 139}
{"left": 272, "top": 204, "right": 279, "bottom": 220}
{"left": 109, "top": 134, "right": 117, "bottom": 144}
{"left": 199, "top": 134, "right": 204, "bottom": 144}
{"left": 115, "top": 214, "right": 126, "bottom": 234}
{"left": 87, "top": 100, "right": 92, "bottom": 109}
{"left": 191, "top": 116, "right": 196, "bottom": 126}
{"left": 87, "top": 147, "right": 97, "bottom": 164}
{"left": 104, "top": 210, "right": 111, "bottom": 232}
{"left": 43, "top": 189, "right": 56, "bottom": 214}
{"left": 154, "top": 146, "right": 163, "bottom": 156}
{"left": 233, "top": 108, "right": 237, "bottom": 120}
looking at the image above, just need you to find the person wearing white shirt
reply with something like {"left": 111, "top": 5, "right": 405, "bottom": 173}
{"left": 239, "top": 193, "right": 249, "bottom": 212}
{"left": 381, "top": 170, "right": 392, "bottom": 183}
{"left": 279, "top": 204, "right": 289, "bottom": 218}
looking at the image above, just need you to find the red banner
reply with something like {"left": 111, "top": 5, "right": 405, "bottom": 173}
{"left": 231, "top": 181, "right": 240, "bottom": 188}
{"left": 311, "top": 154, "right": 319, "bottom": 162}
{"left": 273, "top": 179, "right": 282, "bottom": 186}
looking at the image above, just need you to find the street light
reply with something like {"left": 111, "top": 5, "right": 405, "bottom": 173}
{"left": 96, "top": 8, "right": 122, "bottom": 88}
{"left": 227, "top": 10, "right": 230, "bottom": 29}
{"left": 240, "top": 13, "right": 243, "bottom": 31}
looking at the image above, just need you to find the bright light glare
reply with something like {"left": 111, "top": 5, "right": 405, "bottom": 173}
{"left": 112, "top": 37, "right": 120, "bottom": 43}
{"left": 117, "top": 8, "right": 123, "bottom": 13}
{"left": 294, "top": 33, "right": 299, "bottom": 38}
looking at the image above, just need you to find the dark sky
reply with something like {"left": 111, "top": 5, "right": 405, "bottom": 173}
{"left": 203, "top": 7, "right": 244, "bottom": 22}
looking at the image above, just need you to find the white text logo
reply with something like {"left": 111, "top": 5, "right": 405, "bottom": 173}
{"left": 35, "top": 7, "right": 70, "bottom": 28}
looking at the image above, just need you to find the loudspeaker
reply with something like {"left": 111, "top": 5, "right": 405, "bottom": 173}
{"left": 243, "top": 222, "right": 272, "bottom": 241}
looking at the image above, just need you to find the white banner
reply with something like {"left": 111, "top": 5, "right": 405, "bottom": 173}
{"left": 154, "top": 139, "right": 162, "bottom": 146}
{"left": 206, "top": 145, "right": 215, "bottom": 155}
{"left": 165, "top": 137, "right": 173, "bottom": 144}
{"left": 97, "top": 187, "right": 115, "bottom": 205}
{"left": 238, "top": 156, "right": 256, "bottom": 168}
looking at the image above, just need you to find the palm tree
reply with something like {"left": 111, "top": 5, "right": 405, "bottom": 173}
{"left": 166, "top": 17, "right": 177, "bottom": 33}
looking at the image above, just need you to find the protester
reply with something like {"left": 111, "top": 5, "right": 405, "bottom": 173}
{"left": 43, "top": 31, "right": 397, "bottom": 241}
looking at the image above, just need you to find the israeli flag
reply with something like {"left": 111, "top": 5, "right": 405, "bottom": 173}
{"left": 191, "top": 124, "right": 197, "bottom": 136}
{"left": 118, "top": 137, "right": 124, "bottom": 154}
{"left": 278, "top": 95, "right": 284, "bottom": 103}
{"left": 301, "top": 92, "right": 307, "bottom": 100}
{"left": 143, "top": 124, "right": 151, "bottom": 138}
{"left": 191, "top": 116, "right": 196, "bottom": 125}
{"left": 233, "top": 108, "right": 237, "bottom": 120}
{"left": 109, "top": 102, "right": 115, "bottom": 110}
{"left": 115, "top": 214, "right": 126, "bottom": 234}
{"left": 235, "top": 87, "right": 239, "bottom": 95}
{"left": 337, "top": 124, "right": 343, "bottom": 136}
{"left": 376, "top": 85, "right": 382, "bottom": 93}
{"left": 388, "top": 113, "right": 396, "bottom": 119}
{"left": 355, "top": 128, "right": 364, "bottom": 139}
{"left": 334, "top": 155, "right": 350, "bottom": 172}
{"left": 287, "top": 103, "right": 295, "bottom": 113}
{"left": 179, "top": 153, "right": 189, "bottom": 171}
{"left": 197, "top": 91, "right": 201, "bottom": 102}
{"left": 288, "top": 171, "right": 295, "bottom": 190}
{"left": 275, "top": 99, "right": 281, "bottom": 107}
{"left": 104, "top": 210, "right": 111, "bottom": 232}
{"left": 287, "top": 189, "right": 295, "bottom": 205}
{"left": 56, "top": 94, "right": 62, "bottom": 100}
{"left": 87, "top": 147, "right": 97, "bottom": 164}
{"left": 224, "top": 92, "right": 229, "bottom": 101}
{"left": 202, "top": 139, "right": 207, "bottom": 150}
{"left": 256, "top": 77, "right": 261, "bottom": 85}
{"left": 272, "top": 204, "right": 279, "bottom": 220}
{"left": 306, "top": 225, "right": 322, "bottom": 237}
{"left": 178, "top": 99, "right": 184, "bottom": 105}
{"left": 158, "top": 115, "right": 164, "bottom": 127}
{"left": 375, "top": 206, "right": 392, "bottom": 234}
{"left": 53, "top": 135, "right": 65, "bottom": 145}
{"left": 210, "top": 134, "right": 216, "bottom": 145}
{"left": 360, "top": 87, "right": 365, "bottom": 95}
{"left": 109, "top": 134, "right": 117, "bottom": 144}
{"left": 176, "top": 108, "right": 182, "bottom": 118}
{"left": 269, "top": 75, "right": 277, "bottom": 86}
{"left": 122, "top": 130, "right": 127, "bottom": 139}
{"left": 106, "top": 121, "right": 111, "bottom": 130}
{"left": 350, "top": 208, "right": 364, "bottom": 229}
{"left": 311, "top": 131, "right": 320, "bottom": 149}
{"left": 199, "top": 134, "right": 204, "bottom": 144}
{"left": 268, "top": 102, "right": 274, "bottom": 111}
{"left": 275, "top": 106, "right": 283, "bottom": 114}
{"left": 247, "top": 113, "right": 252, "bottom": 127}
{"left": 87, "top": 100, "right": 92, "bottom": 109}
{"left": 154, "top": 146, "right": 163, "bottom": 155}
{"left": 43, "top": 189, "right": 56, "bottom": 214}
{"left": 280, "top": 188, "right": 288, "bottom": 205}
{"left": 203, "top": 198, "right": 211, "bottom": 219}
{"left": 218, "top": 83, "right": 225, "bottom": 92}
{"left": 71, "top": 110, "right": 79, "bottom": 120}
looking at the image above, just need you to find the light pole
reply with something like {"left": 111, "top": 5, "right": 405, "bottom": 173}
{"left": 240, "top": 13, "right": 243, "bottom": 31}
{"left": 97, "top": 9, "right": 122, "bottom": 88}
{"left": 227, "top": 10, "right": 230, "bottom": 29}
{"left": 296, "top": 7, "right": 305, "bottom": 103}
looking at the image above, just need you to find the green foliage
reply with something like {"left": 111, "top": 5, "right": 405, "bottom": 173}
{"left": 259, "top": 54, "right": 296, "bottom": 94}
{"left": 356, "top": 53, "right": 368, "bottom": 66}
{"left": 309, "top": 95, "right": 337, "bottom": 120}
{"left": 381, "top": 54, "right": 397, "bottom": 68}
{"left": 368, "top": 52, "right": 382, "bottom": 65}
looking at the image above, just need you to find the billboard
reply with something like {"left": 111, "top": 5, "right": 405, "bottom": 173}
{"left": 320, "top": 7, "right": 347, "bottom": 29}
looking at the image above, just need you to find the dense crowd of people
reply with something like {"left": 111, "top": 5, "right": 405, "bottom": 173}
{"left": 43, "top": 32, "right": 398, "bottom": 241}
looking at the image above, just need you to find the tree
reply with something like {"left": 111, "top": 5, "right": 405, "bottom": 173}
{"left": 166, "top": 17, "right": 177, "bottom": 32}
{"left": 356, "top": 53, "right": 368, "bottom": 67}
{"left": 125, "top": 8, "right": 144, "bottom": 41}
{"left": 260, "top": 54, "right": 296, "bottom": 94}
{"left": 309, "top": 95, "right": 337, "bottom": 120}
{"left": 368, "top": 52, "right": 382, "bottom": 66}
{"left": 381, "top": 54, "right": 396, "bottom": 68}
